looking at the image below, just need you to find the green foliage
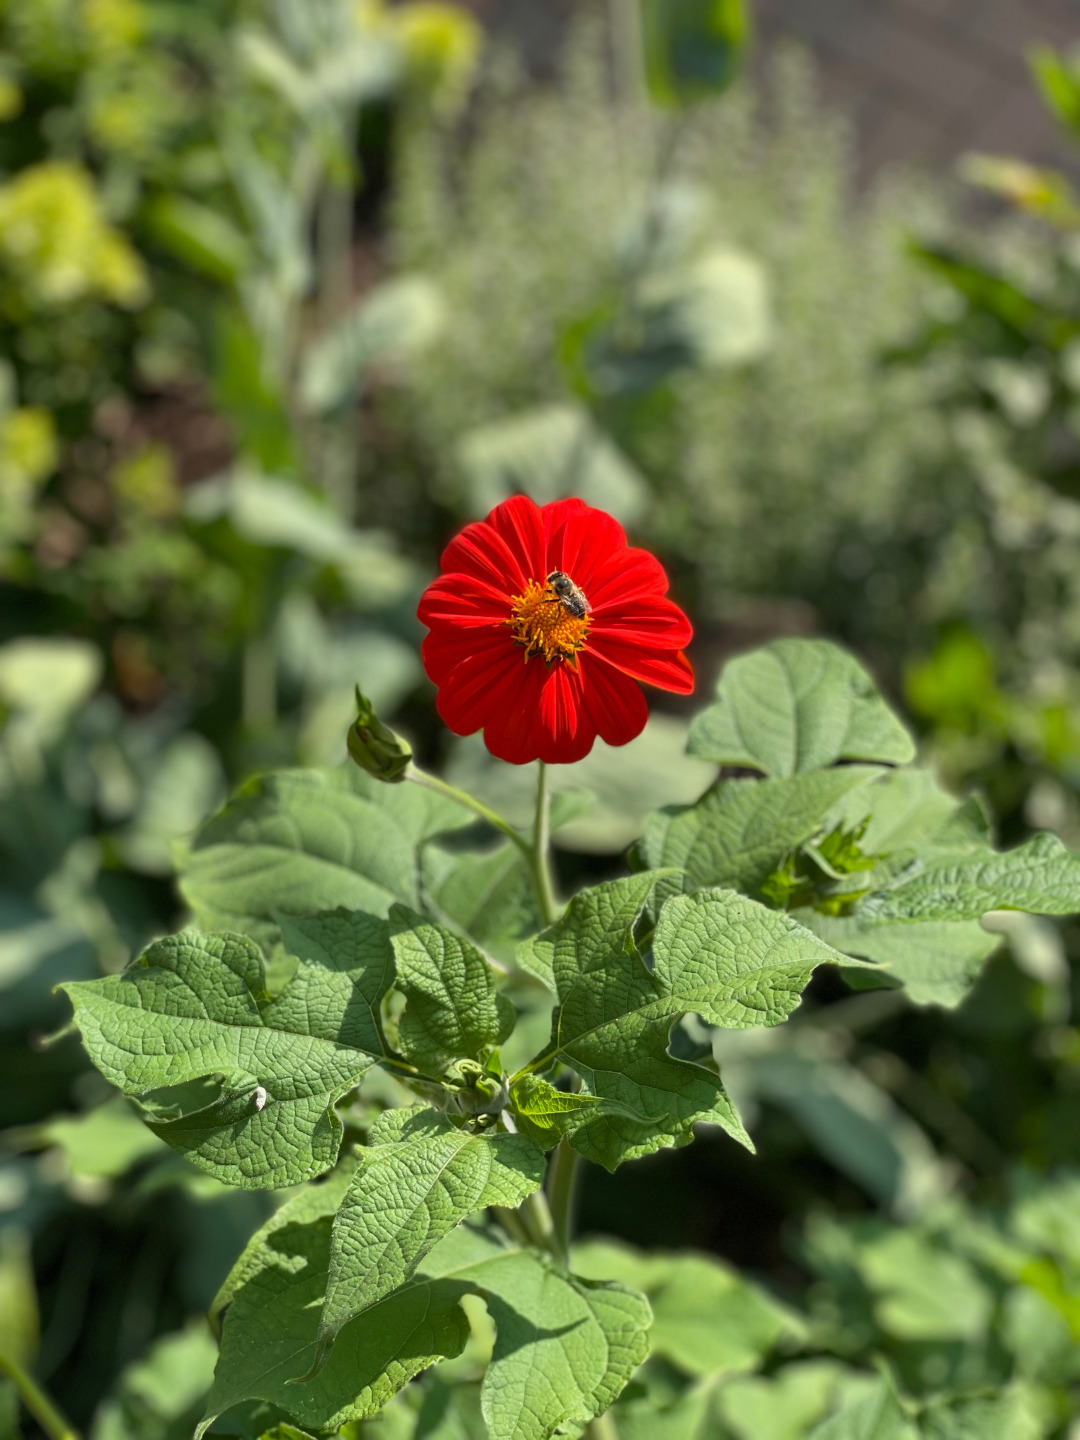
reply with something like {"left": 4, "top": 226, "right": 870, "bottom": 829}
{"left": 51, "top": 637, "right": 1080, "bottom": 1437}
{"left": 178, "top": 767, "right": 471, "bottom": 946}
{"left": 315, "top": 1109, "right": 543, "bottom": 1368}
{"left": 689, "top": 638, "right": 916, "bottom": 776}
{"left": 639, "top": 0, "right": 750, "bottom": 108}
{"left": 59, "top": 926, "right": 393, "bottom": 1187}
{"left": 389, "top": 910, "right": 515, "bottom": 1075}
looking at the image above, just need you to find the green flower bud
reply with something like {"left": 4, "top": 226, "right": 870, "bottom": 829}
{"left": 347, "top": 686, "right": 412, "bottom": 783}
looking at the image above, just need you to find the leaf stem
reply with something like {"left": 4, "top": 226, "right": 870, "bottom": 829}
{"left": 0, "top": 1353, "right": 79, "bottom": 1440}
{"left": 546, "top": 1137, "right": 581, "bottom": 1265}
{"left": 529, "top": 761, "right": 561, "bottom": 929}
{"left": 517, "top": 1188, "right": 558, "bottom": 1254}
{"left": 406, "top": 765, "right": 530, "bottom": 854}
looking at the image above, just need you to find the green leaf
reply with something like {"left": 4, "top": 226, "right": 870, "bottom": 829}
{"left": 299, "top": 277, "right": 444, "bottom": 415}
{"left": 422, "top": 843, "right": 540, "bottom": 964}
{"left": 857, "top": 831, "right": 1080, "bottom": 923}
{"left": 509, "top": 1075, "right": 622, "bottom": 1149}
{"left": 638, "top": 767, "right": 882, "bottom": 905}
{"left": 807, "top": 1376, "right": 912, "bottom": 1440}
{"left": 688, "top": 639, "right": 914, "bottom": 777}
{"left": 1030, "top": 45, "right": 1080, "bottom": 138}
{"left": 314, "top": 1109, "right": 544, "bottom": 1368}
{"left": 522, "top": 875, "right": 753, "bottom": 1168}
{"left": 208, "top": 1208, "right": 648, "bottom": 1440}
{"left": 197, "top": 1181, "right": 470, "bottom": 1437}
{"left": 420, "top": 1226, "right": 652, "bottom": 1440}
{"left": 857, "top": 1230, "right": 992, "bottom": 1342}
{"left": 652, "top": 888, "right": 852, "bottom": 1029}
{"left": 447, "top": 717, "right": 713, "bottom": 855}
{"left": 60, "top": 924, "right": 394, "bottom": 1188}
{"left": 639, "top": 0, "right": 749, "bottom": 107}
{"left": 28, "top": 1096, "right": 166, "bottom": 1180}
{"left": 804, "top": 914, "right": 1000, "bottom": 1008}
{"left": 714, "top": 1361, "right": 863, "bottom": 1440}
{"left": 573, "top": 1240, "right": 795, "bottom": 1377}
{"left": 919, "top": 1384, "right": 1044, "bottom": 1440}
{"left": 179, "top": 765, "right": 470, "bottom": 948}
{"left": 785, "top": 770, "right": 1003, "bottom": 1005}
{"left": 90, "top": 1321, "right": 219, "bottom": 1440}
{"left": 141, "top": 194, "right": 253, "bottom": 284}
{"left": 390, "top": 909, "right": 515, "bottom": 1075}
{"left": 456, "top": 404, "right": 648, "bottom": 526}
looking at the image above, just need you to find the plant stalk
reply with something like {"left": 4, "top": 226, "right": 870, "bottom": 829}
{"left": 587, "top": 1411, "right": 620, "bottom": 1440}
{"left": 0, "top": 1353, "right": 79, "bottom": 1440}
{"left": 545, "top": 1137, "right": 581, "bottom": 1266}
{"left": 529, "top": 761, "right": 561, "bottom": 928}
{"left": 406, "top": 766, "right": 530, "bottom": 854}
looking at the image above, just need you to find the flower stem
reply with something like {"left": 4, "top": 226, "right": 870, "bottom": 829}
{"left": 0, "top": 1353, "right": 79, "bottom": 1440}
{"left": 406, "top": 765, "right": 530, "bottom": 855}
{"left": 529, "top": 761, "right": 561, "bottom": 929}
{"left": 546, "top": 1137, "right": 581, "bottom": 1266}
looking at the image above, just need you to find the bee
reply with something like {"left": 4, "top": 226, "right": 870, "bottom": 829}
{"left": 546, "top": 570, "right": 591, "bottom": 620}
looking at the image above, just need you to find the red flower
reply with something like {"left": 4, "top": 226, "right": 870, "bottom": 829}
{"left": 418, "top": 496, "right": 693, "bottom": 765}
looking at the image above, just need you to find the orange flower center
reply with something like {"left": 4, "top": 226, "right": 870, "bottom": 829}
{"left": 508, "top": 577, "right": 591, "bottom": 664}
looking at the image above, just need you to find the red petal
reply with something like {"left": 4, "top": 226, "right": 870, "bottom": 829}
{"left": 418, "top": 574, "right": 512, "bottom": 630}
{"left": 591, "top": 592, "right": 693, "bottom": 649}
{"left": 546, "top": 503, "right": 630, "bottom": 594}
{"left": 590, "top": 637, "right": 695, "bottom": 695}
{"left": 433, "top": 638, "right": 525, "bottom": 737}
{"left": 483, "top": 657, "right": 598, "bottom": 765}
{"left": 587, "top": 547, "right": 671, "bottom": 608}
{"left": 423, "top": 624, "right": 514, "bottom": 688}
{"left": 578, "top": 653, "right": 649, "bottom": 748}
{"left": 440, "top": 520, "right": 526, "bottom": 596}
{"left": 485, "top": 496, "right": 547, "bottom": 586}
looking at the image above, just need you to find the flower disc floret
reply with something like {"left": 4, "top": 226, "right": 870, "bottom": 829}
{"left": 418, "top": 495, "right": 694, "bottom": 765}
{"left": 509, "top": 578, "right": 591, "bottom": 663}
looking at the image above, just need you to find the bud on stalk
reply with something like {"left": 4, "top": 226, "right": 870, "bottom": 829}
{"left": 347, "top": 686, "right": 412, "bottom": 783}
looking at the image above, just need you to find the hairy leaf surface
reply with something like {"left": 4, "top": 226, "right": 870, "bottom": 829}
{"left": 198, "top": 1171, "right": 470, "bottom": 1436}
{"left": 525, "top": 877, "right": 853, "bottom": 1166}
{"left": 653, "top": 888, "right": 852, "bottom": 1027}
{"left": 573, "top": 1239, "right": 796, "bottom": 1378}
{"left": 639, "top": 767, "right": 881, "bottom": 905}
{"left": 688, "top": 639, "right": 914, "bottom": 777}
{"left": 179, "top": 766, "right": 470, "bottom": 947}
{"left": 389, "top": 908, "right": 515, "bottom": 1074}
{"left": 315, "top": 1109, "right": 544, "bottom": 1365}
{"left": 420, "top": 1226, "right": 652, "bottom": 1440}
{"left": 60, "top": 924, "right": 393, "bottom": 1188}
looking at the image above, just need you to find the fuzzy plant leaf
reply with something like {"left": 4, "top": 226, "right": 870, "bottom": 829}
{"left": 638, "top": 766, "right": 882, "bottom": 907}
{"left": 857, "top": 831, "right": 1080, "bottom": 923}
{"left": 313, "top": 1108, "right": 544, "bottom": 1372}
{"left": 419, "top": 1225, "right": 653, "bottom": 1440}
{"left": 59, "top": 921, "right": 394, "bottom": 1188}
{"left": 508, "top": 1074, "right": 643, "bottom": 1150}
{"left": 179, "top": 765, "right": 471, "bottom": 948}
{"left": 389, "top": 908, "right": 515, "bottom": 1075}
{"left": 573, "top": 1239, "right": 797, "bottom": 1379}
{"left": 198, "top": 1166, "right": 471, "bottom": 1437}
{"left": 521, "top": 875, "right": 848, "bottom": 1168}
{"left": 796, "top": 769, "right": 1080, "bottom": 1004}
{"left": 688, "top": 639, "right": 915, "bottom": 777}
{"left": 652, "top": 888, "right": 854, "bottom": 1029}
{"left": 421, "top": 840, "right": 542, "bottom": 963}
{"left": 208, "top": 1205, "right": 649, "bottom": 1440}
{"left": 804, "top": 914, "right": 1000, "bottom": 1009}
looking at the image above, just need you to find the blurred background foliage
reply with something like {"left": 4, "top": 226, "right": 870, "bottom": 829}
{"left": 3, "top": 0, "right": 1080, "bottom": 1435}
